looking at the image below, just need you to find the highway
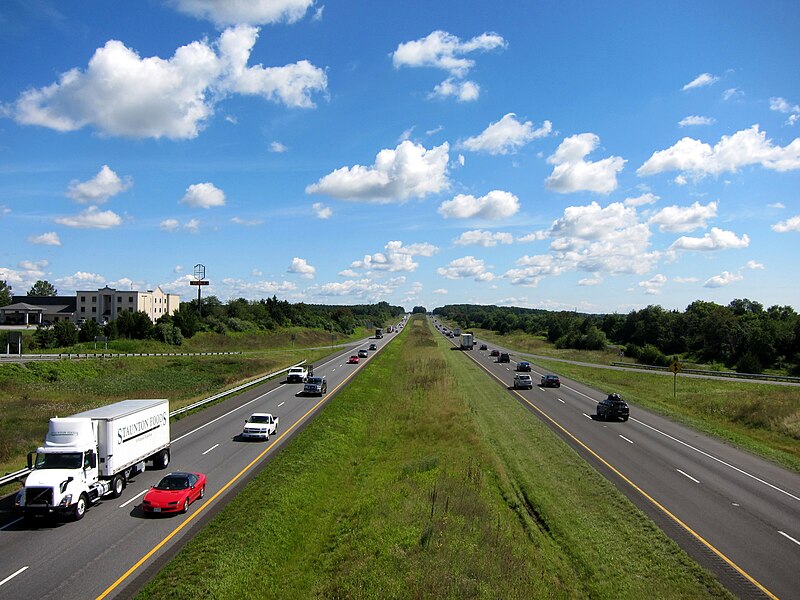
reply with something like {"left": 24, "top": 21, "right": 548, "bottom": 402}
{"left": 0, "top": 323, "right": 405, "bottom": 600}
{"left": 435, "top": 322, "right": 800, "bottom": 600}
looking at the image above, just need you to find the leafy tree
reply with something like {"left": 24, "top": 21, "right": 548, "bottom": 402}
{"left": 78, "top": 319, "right": 103, "bottom": 343}
{"left": 412, "top": 306, "right": 427, "bottom": 314}
{"left": 172, "top": 304, "right": 201, "bottom": 338}
{"left": 28, "top": 280, "right": 57, "bottom": 296}
{"left": 54, "top": 321, "right": 79, "bottom": 347}
{"left": 115, "top": 310, "right": 154, "bottom": 339}
{"left": 32, "top": 325, "right": 57, "bottom": 349}
{"left": 156, "top": 322, "right": 183, "bottom": 345}
{"left": 0, "top": 280, "right": 11, "bottom": 307}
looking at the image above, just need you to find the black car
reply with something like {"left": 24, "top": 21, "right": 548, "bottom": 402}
{"left": 498, "top": 352, "right": 510, "bottom": 363}
{"left": 516, "top": 361, "right": 531, "bottom": 372}
{"left": 540, "top": 374, "right": 560, "bottom": 387}
{"left": 479, "top": 344, "right": 488, "bottom": 351}
{"left": 596, "top": 393, "right": 629, "bottom": 421}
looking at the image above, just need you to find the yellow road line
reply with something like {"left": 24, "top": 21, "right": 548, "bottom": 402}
{"left": 462, "top": 349, "right": 778, "bottom": 600}
{"left": 96, "top": 358, "right": 370, "bottom": 599}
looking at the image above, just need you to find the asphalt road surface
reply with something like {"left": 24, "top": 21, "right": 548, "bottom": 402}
{"left": 0, "top": 323, "right": 405, "bottom": 600}
{"left": 435, "top": 322, "right": 800, "bottom": 600}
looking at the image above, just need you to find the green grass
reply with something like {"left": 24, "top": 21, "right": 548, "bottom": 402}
{"left": 0, "top": 326, "right": 367, "bottom": 491}
{"left": 135, "top": 316, "right": 730, "bottom": 599}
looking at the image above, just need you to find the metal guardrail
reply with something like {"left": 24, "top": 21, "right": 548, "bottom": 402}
{"left": 0, "top": 351, "right": 242, "bottom": 363}
{"left": 610, "top": 362, "right": 800, "bottom": 383}
{"left": 0, "top": 359, "right": 305, "bottom": 488}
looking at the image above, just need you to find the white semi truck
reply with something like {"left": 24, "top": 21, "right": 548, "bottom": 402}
{"left": 15, "top": 399, "right": 171, "bottom": 521}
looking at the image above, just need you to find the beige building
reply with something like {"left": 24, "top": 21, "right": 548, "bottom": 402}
{"left": 76, "top": 286, "right": 180, "bottom": 324}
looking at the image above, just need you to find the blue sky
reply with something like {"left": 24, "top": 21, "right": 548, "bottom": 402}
{"left": 1, "top": 0, "right": 798, "bottom": 314}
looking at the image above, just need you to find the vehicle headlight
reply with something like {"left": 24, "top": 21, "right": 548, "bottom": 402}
{"left": 59, "top": 494, "right": 73, "bottom": 507}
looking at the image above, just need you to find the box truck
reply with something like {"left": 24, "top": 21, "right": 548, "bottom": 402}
{"left": 15, "top": 399, "right": 171, "bottom": 521}
{"left": 460, "top": 333, "right": 474, "bottom": 349}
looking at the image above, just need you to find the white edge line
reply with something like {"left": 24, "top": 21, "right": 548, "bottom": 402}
{"left": 278, "top": 401, "right": 285, "bottom": 407}
{"left": 582, "top": 413, "right": 592, "bottom": 419}
{"left": 632, "top": 417, "right": 800, "bottom": 503}
{"left": 0, "top": 517, "right": 24, "bottom": 532}
{"left": 557, "top": 398, "right": 565, "bottom": 403}
{"left": 619, "top": 435, "right": 634, "bottom": 444}
{"left": 778, "top": 530, "right": 800, "bottom": 546}
{"left": 202, "top": 443, "right": 219, "bottom": 456}
{"left": 0, "top": 566, "right": 29, "bottom": 587}
{"left": 677, "top": 468, "right": 701, "bottom": 484}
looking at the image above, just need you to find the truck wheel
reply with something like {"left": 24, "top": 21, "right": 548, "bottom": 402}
{"left": 111, "top": 474, "right": 125, "bottom": 498}
{"left": 73, "top": 494, "right": 88, "bottom": 521}
{"left": 156, "top": 449, "right": 170, "bottom": 470}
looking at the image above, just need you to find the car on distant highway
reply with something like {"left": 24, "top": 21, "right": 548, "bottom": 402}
{"left": 369, "top": 343, "right": 377, "bottom": 350}
{"left": 516, "top": 361, "right": 531, "bottom": 372}
{"left": 513, "top": 374, "right": 533, "bottom": 389}
{"left": 490, "top": 349, "right": 500, "bottom": 357}
{"left": 358, "top": 349, "right": 368, "bottom": 358}
{"left": 348, "top": 355, "right": 360, "bottom": 364}
{"left": 480, "top": 344, "right": 488, "bottom": 350}
{"left": 304, "top": 376, "right": 328, "bottom": 396}
{"left": 142, "top": 472, "right": 206, "bottom": 515}
{"left": 241, "top": 413, "right": 279, "bottom": 440}
{"left": 540, "top": 374, "right": 561, "bottom": 388}
{"left": 596, "top": 393, "right": 629, "bottom": 421}
{"left": 498, "top": 352, "right": 510, "bottom": 363}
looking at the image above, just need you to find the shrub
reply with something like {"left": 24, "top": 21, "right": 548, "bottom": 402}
{"left": 736, "top": 351, "right": 763, "bottom": 374}
{"left": 638, "top": 344, "right": 669, "bottom": 367}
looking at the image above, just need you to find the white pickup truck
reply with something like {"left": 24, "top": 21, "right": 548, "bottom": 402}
{"left": 241, "top": 413, "right": 279, "bottom": 441}
{"left": 286, "top": 366, "right": 308, "bottom": 383}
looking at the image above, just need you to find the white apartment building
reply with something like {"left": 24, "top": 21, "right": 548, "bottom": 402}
{"left": 76, "top": 286, "right": 180, "bottom": 324}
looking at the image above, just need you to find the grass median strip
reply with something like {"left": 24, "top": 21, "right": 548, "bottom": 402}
{"left": 136, "top": 317, "right": 730, "bottom": 599}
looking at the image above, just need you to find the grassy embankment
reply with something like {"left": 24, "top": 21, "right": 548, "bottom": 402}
{"left": 136, "top": 316, "right": 729, "bottom": 599}
{"left": 0, "top": 327, "right": 367, "bottom": 492}
{"left": 469, "top": 327, "right": 800, "bottom": 473}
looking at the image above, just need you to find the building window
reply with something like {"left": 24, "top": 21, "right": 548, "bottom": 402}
{"left": 92, "top": 297, "right": 96, "bottom": 302}
{"left": 129, "top": 296, "right": 134, "bottom": 302}
{"left": 117, "top": 296, "right": 122, "bottom": 303}
{"left": 92, "top": 307, "right": 96, "bottom": 313}
{"left": 80, "top": 296, "right": 85, "bottom": 302}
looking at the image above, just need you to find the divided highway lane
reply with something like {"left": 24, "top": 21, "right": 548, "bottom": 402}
{"left": 437, "top": 326, "right": 800, "bottom": 600}
{"left": 0, "top": 331, "right": 399, "bottom": 600}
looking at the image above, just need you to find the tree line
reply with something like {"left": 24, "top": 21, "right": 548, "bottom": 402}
{"left": 433, "top": 300, "right": 800, "bottom": 374}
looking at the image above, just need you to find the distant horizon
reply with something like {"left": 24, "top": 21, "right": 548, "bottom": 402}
{"left": 1, "top": 2, "right": 798, "bottom": 315}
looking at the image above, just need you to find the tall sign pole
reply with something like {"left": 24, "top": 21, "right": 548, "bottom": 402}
{"left": 190, "top": 263, "right": 209, "bottom": 316}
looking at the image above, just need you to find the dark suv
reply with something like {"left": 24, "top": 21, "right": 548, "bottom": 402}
{"left": 498, "top": 352, "right": 510, "bottom": 363}
{"left": 596, "top": 393, "right": 629, "bottom": 421}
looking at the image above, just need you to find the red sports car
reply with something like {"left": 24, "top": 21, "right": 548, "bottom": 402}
{"left": 348, "top": 355, "right": 360, "bottom": 364}
{"left": 142, "top": 471, "right": 206, "bottom": 515}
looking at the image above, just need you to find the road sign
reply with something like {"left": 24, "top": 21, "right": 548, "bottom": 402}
{"left": 670, "top": 361, "right": 682, "bottom": 374}
{"left": 190, "top": 280, "right": 209, "bottom": 286}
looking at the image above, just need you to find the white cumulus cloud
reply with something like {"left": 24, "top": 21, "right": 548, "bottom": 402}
{"left": 392, "top": 30, "right": 506, "bottom": 78}
{"left": 682, "top": 72, "right": 719, "bottom": 91}
{"left": 169, "top": 0, "right": 315, "bottom": 26}
{"left": 438, "top": 190, "right": 519, "bottom": 220}
{"left": 679, "top": 115, "right": 716, "bottom": 127}
{"left": 28, "top": 232, "right": 61, "bottom": 245}
{"left": 704, "top": 271, "right": 743, "bottom": 288}
{"left": 437, "top": 256, "right": 495, "bottom": 281}
{"left": 648, "top": 200, "right": 718, "bottom": 232}
{"left": 56, "top": 206, "right": 122, "bottom": 228}
{"left": 428, "top": 78, "right": 480, "bottom": 102}
{"left": 637, "top": 125, "right": 800, "bottom": 179}
{"left": 639, "top": 273, "right": 667, "bottom": 295}
{"left": 67, "top": 165, "right": 132, "bottom": 204}
{"left": 670, "top": 227, "right": 750, "bottom": 251}
{"left": 545, "top": 133, "right": 625, "bottom": 194}
{"left": 460, "top": 113, "right": 552, "bottom": 155}
{"left": 306, "top": 141, "right": 450, "bottom": 203}
{"left": 8, "top": 26, "right": 326, "bottom": 139}
{"left": 312, "top": 202, "right": 332, "bottom": 219}
{"left": 288, "top": 257, "right": 316, "bottom": 279}
{"left": 772, "top": 215, "right": 800, "bottom": 232}
{"left": 454, "top": 229, "right": 513, "bottom": 247}
{"left": 181, "top": 182, "right": 226, "bottom": 208}
{"left": 269, "top": 141, "right": 288, "bottom": 153}
{"left": 349, "top": 241, "right": 439, "bottom": 274}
